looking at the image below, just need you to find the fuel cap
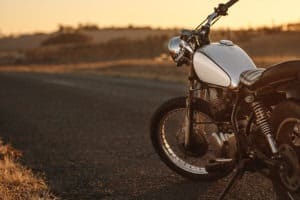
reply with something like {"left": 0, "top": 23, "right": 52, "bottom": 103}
{"left": 220, "top": 40, "right": 234, "bottom": 46}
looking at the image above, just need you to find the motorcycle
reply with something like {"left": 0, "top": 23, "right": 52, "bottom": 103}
{"left": 150, "top": 0, "right": 300, "bottom": 199}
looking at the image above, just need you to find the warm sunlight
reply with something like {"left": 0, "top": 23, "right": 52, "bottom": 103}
{"left": 1, "top": 1, "right": 300, "bottom": 200}
{"left": 1, "top": 0, "right": 300, "bottom": 34}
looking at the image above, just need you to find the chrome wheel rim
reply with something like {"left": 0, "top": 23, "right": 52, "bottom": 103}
{"left": 159, "top": 108, "right": 226, "bottom": 175}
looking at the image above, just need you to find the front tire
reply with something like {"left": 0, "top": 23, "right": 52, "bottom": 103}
{"left": 150, "top": 97, "right": 233, "bottom": 180}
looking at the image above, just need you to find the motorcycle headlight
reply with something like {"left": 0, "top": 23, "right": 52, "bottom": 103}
{"left": 168, "top": 36, "right": 182, "bottom": 58}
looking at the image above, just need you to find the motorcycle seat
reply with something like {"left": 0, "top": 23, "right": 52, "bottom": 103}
{"left": 240, "top": 60, "right": 300, "bottom": 89}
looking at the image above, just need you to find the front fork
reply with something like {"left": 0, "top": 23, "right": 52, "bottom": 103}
{"left": 184, "top": 67, "right": 203, "bottom": 148}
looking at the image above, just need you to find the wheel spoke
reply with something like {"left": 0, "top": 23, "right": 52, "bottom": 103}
{"left": 160, "top": 108, "right": 232, "bottom": 175}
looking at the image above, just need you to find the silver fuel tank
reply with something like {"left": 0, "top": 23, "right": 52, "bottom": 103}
{"left": 193, "top": 40, "right": 257, "bottom": 89}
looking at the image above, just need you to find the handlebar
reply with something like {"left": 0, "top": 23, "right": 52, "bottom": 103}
{"left": 193, "top": 0, "right": 239, "bottom": 44}
{"left": 174, "top": 0, "right": 240, "bottom": 65}
{"left": 215, "top": 0, "right": 239, "bottom": 16}
{"left": 202, "top": 0, "right": 239, "bottom": 27}
{"left": 224, "top": 0, "right": 239, "bottom": 9}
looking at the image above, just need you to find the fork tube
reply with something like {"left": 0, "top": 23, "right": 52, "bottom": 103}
{"left": 184, "top": 67, "right": 197, "bottom": 147}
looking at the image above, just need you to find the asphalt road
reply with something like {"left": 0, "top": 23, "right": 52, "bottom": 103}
{"left": 0, "top": 72, "right": 276, "bottom": 200}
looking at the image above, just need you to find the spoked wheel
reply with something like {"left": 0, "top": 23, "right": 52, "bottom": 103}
{"left": 271, "top": 101, "right": 300, "bottom": 199}
{"left": 150, "top": 97, "right": 235, "bottom": 180}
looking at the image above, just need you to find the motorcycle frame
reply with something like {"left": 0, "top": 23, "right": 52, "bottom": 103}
{"left": 185, "top": 63, "right": 280, "bottom": 166}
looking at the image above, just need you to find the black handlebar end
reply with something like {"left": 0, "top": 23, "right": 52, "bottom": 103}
{"left": 215, "top": 4, "right": 229, "bottom": 16}
{"left": 215, "top": 0, "right": 239, "bottom": 16}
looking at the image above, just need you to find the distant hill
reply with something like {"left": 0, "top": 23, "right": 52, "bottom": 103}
{"left": 1, "top": 22, "right": 299, "bottom": 51}
{"left": 0, "top": 24, "right": 299, "bottom": 66}
{"left": 0, "top": 33, "right": 48, "bottom": 51}
{"left": 0, "top": 28, "right": 176, "bottom": 51}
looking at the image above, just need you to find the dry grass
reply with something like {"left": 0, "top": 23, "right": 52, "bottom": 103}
{"left": 0, "top": 55, "right": 298, "bottom": 83}
{"left": 0, "top": 139, "right": 56, "bottom": 200}
{"left": 253, "top": 55, "right": 300, "bottom": 67}
{"left": 0, "top": 59, "right": 169, "bottom": 72}
{"left": 0, "top": 59, "right": 187, "bottom": 82}
{"left": 239, "top": 32, "right": 300, "bottom": 58}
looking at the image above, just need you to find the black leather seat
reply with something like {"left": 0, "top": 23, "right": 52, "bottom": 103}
{"left": 240, "top": 60, "right": 300, "bottom": 89}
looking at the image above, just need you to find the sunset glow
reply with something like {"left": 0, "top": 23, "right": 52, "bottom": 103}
{"left": 1, "top": 0, "right": 300, "bottom": 34}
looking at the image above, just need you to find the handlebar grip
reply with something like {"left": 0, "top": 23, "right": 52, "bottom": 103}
{"left": 225, "top": 0, "right": 239, "bottom": 9}
{"left": 214, "top": 0, "right": 238, "bottom": 16}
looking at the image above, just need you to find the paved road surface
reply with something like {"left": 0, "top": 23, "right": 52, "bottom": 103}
{"left": 0, "top": 72, "right": 275, "bottom": 200}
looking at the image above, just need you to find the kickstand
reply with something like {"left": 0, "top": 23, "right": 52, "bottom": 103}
{"left": 217, "top": 160, "right": 247, "bottom": 200}
{"left": 286, "top": 192, "right": 296, "bottom": 200}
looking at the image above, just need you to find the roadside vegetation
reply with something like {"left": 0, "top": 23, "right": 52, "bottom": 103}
{"left": 0, "top": 23, "right": 299, "bottom": 81}
{"left": 0, "top": 139, "right": 56, "bottom": 200}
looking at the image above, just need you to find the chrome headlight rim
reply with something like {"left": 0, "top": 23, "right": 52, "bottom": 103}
{"left": 168, "top": 36, "right": 182, "bottom": 58}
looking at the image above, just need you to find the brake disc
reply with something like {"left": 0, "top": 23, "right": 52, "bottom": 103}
{"left": 279, "top": 144, "right": 300, "bottom": 192}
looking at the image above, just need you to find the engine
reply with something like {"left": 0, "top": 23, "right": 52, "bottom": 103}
{"left": 206, "top": 88, "right": 233, "bottom": 122}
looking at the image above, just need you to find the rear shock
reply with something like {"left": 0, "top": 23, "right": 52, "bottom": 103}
{"left": 251, "top": 101, "right": 278, "bottom": 154}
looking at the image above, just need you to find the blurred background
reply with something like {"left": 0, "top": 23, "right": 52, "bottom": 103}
{"left": 0, "top": 0, "right": 299, "bottom": 81}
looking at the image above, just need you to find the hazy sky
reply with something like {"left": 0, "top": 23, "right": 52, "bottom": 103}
{"left": 1, "top": 0, "right": 300, "bottom": 34}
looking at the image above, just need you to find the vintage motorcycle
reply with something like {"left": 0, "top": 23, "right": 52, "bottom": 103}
{"left": 150, "top": 0, "right": 300, "bottom": 199}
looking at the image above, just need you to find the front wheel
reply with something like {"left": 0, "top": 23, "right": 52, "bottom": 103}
{"left": 150, "top": 97, "right": 235, "bottom": 180}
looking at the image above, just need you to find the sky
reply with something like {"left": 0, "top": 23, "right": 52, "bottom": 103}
{"left": 1, "top": 0, "right": 300, "bottom": 35}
